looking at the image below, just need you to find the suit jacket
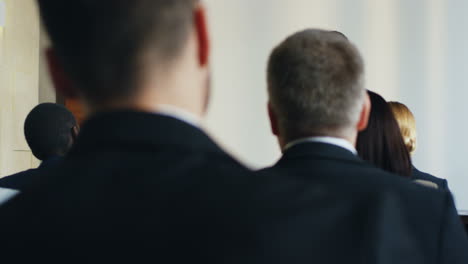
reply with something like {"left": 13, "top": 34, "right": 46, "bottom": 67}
{"left": 260, "top": 142, "right": 468, "bottom": 264}
{"left": 0, "top": 157, "right": 62, "bottom": 191}
{"left": 0, "top": 112, "right": 464, "bottom": 263}
{"left": 0, "top": 111, "right": 271, "bottom": 263}
{"left": 412, "top": 166, "right": 448, "bottom": 190}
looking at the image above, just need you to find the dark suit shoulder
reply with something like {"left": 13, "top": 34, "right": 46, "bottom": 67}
{"left": 265, "top": 157, "right": 441, "bottom": 193}
{"left": 0, "top": 169, "right": 38, "bottom": 191}
{"left": 257, "top": 156, "right": 464, "bottom": 263}
{"left": 261, "top": 147, "right": 451, "bottom": 225}
{"left": 412, "top": 167, "right": 448, "bottom": 190}
{"left": 0, "top": 141, "right": 263, "bottom": 263}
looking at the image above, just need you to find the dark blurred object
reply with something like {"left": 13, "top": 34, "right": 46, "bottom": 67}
{"left": 0, "top": 103, "right": 77, "bottom": 191}
{"left": 460, "top": 214, "right": 468, "bottom": 234}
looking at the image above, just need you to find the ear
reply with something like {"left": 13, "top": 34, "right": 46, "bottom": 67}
{"left": 268, "top": 102, "right": 280, "bottom": 136}
{"left": 46, "top": 48, "right": 78, "bottom": 98}
{"left": 357, "top": 93, "right": 371, "bottom": 132}
{"left": 194, "top": 4, "right": 210, "bottom": 66}
{"left": 67, "top": 125, "right": 80, "bottom": 153}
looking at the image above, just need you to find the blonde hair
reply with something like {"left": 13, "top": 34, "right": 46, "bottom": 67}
{"left": 388, "top": 102, "right": 417, "bottom": 155}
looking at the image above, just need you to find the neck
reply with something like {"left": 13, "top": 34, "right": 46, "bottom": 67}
{"left": 345, "top": 132, "right": 358, "bottom": 147}
{"left": 84, "top": 69, "right": 207, "bottom": 120}
{"left": 84, "top": 96, "right": 204, "bottom": 120}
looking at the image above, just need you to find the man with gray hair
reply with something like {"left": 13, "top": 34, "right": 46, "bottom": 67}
{"left": 261, "top": 29, "right": 468, "bottom": 263}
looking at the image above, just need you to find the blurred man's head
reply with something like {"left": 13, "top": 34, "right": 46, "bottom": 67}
{"left": 38, "top": 0, "right": 210, "bottom": 116}
{"left": 24, "top": 103, "right": 78, "bottom": 161}
{"left": 266, "top": 29, "right": 370, "bottom": 149}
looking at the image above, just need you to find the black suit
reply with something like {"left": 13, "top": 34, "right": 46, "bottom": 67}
{"left": 0, "top": 157, "right": 62, "bottom": 191}
{"left": 412, "top": 166, "right": 448, "bottom": 190}
{"left": 0, "top": 111, "right": 266, "bottom": 263}
{"left": 260, "top": 142, "right": 468, "bottom": 264}
{"left": 0, "top": 112, "right": 465, "bottom": 263}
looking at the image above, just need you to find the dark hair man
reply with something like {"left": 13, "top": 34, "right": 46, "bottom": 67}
{"left": 0, "top": 103, "right": 77, "bottom": 191}
{"left": 261, "top": 29, "right": 468, "bottom": 263}
{"left": 0, "top": 0, "right": 262, "bottom": 262}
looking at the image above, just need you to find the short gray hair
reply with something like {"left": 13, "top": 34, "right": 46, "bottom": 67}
{"left": 267, "top": 29, "right": 365, "bottom": 141}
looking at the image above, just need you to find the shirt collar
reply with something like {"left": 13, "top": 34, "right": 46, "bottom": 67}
{"left": 0, "top": 187, "right": 19, "bottom": 205}
{"left": 283, "top": 136, "right": 357, "bottom": 155}
{"left": 154, "top": 104, "right": 201, "bottom": 128}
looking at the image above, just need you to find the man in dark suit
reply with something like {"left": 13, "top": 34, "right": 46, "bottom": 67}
{"left": 0, "top": 103, "right": 77, "bottom": 191}
{"left": 0, "top": 1, "right": 257, "bottom": 262}
{"left": 261, "top": 29, "right": 468, "bottom": 263}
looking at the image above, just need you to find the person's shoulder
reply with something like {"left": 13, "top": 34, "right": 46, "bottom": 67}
{"left": 412, "top": 167, "right": 448, "bottom": 189}
{"left": 257, "top": 165, "right": 274, "bottom": 175}
{"left": 357, "top": 164, "right": 445, "bottom": 194}
{"left": 0, "top": 169, "right": 36, "bottom": 179}
{"left": 197, "top": 150, "right": 258, "bottom": 183}
{"left": 262, "top": 158, "right": 447, "bottom": 204}
{"left": 357, "top": 166, "right": 451, "bottom": 222}
{"left": 0, "top": 169, "right": 38, "bottom": 189}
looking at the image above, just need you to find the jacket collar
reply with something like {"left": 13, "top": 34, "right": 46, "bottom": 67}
{"left": 283, "top": 136, "right": 357, "bottom": 155}
{"left": 279, "top": 141, "right": 364, "bottom": 165}
{"left": 68, "top": 111, "right": 223, "bottom": 157}
{"left": 39, "top": 157, "right": 63, "bottom": 169}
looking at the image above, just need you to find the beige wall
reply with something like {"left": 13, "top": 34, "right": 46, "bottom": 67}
{"left": 39, "top": 25, "right": 55, "bottom": 103}
{"left": 0, "top": 0, "right": 40, "bottom": 177}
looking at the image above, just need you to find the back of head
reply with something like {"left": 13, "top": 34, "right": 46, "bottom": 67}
{"left": 356, "top": 91, "right": 412, "bottom": 177}
{"left": 37, "top": 0, "right": 197, "bottom": 107}
{"left": 267, "top": 29, "right": 365, "bottom": 141}
{"left": 24, "top": 103, "right": 77, "bottom": 160}
{"left": 388, "top": 102, "right": 417, "bottom": 155}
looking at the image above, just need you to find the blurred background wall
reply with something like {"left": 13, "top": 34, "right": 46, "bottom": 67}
{"left": 1, "top": 0, "right": 468, "bottom": 210}
{"left": 0, "top": 0, "right": 40, "bottom": 177}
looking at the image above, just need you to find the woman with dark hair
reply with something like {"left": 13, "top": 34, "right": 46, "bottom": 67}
{"left": 356, "top": 91, "right": 413, "bottom": 178}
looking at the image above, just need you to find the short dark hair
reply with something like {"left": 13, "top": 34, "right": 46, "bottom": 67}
{"left": 267, "top": 29, "right": 365, "bottom": 141}
{"left": 37, "top": 0, "right": 197, "bottom": 106}
{"left": 24, "top": 103, "right": 77, "bottom": 160}
{"left": 356, "top": 91, "right": 412, "bottom": 177}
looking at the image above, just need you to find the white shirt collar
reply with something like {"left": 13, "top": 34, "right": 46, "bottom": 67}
{"left": 154, "top": 104, "right": 201, "bottom": 128}
{"left": 0, "top": 187, "right": 19, "bottom": 206}
{"left": 283, "top": 136, "right": 357, "bottom": 155}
